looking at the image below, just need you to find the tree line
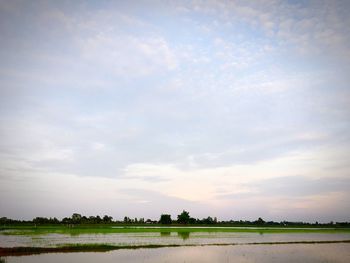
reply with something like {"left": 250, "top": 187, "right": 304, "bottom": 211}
{"left": 1, "top": 210, "right": 349, "bottom": 227}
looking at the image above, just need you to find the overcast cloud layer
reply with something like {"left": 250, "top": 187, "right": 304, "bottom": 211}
{"left": 0, "top": 0, "right": 350, "bottom": 222}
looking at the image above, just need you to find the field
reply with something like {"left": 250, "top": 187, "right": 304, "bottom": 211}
{"left": 1, "top": 225, "right": 350, "bottom": 262}
{"left": 1, "top": 225, "right": 350, "bottom": 257}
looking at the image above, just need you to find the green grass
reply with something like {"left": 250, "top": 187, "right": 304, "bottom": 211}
{"left": 1, "top": 225, "right": 350, "bottom": 236}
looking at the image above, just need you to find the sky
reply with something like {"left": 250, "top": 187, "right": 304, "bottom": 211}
{"left": 0, "top": 0, "right": 350, "bottom": 223}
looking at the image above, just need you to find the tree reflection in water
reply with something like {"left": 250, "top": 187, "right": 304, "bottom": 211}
{"left": 160, "top": 232, "right": 171, "bottom": 237}
{"left": 178, "top": 231, "right": 190, "bottom": 240}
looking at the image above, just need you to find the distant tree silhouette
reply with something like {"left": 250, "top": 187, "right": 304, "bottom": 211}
{"left": 32, "top": 217, "right": 59, "bottom": 224}
{"left": 177, "top": 210, "right": 190, "bottom": 224}
{"left": 103, "top": 215, "right": 113, "bottom": 223}
{"left": 202, "top": 216, "right": 217, "bottom": 224}
{"left": 159, "top": 214, "right": 172, "bottom": 224}
{"left": 71, "top": 213, "right": 82, "bottom": 224}
{"left": 256, "top": 217, "right": 265, "bottom": 225}
{"left": 3, "top": 213, "right": 349, "bottom": 227}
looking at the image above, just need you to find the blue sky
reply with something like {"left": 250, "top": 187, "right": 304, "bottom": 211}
{"left": 0, "top": 0, "right": 350, "bottom": 222}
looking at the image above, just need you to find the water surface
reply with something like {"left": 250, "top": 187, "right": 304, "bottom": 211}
{"left": 3, "top": 243, "right": 350, "bottom": 263}
{"left": 1, "top": 231, "right": 350, "bottom": 248}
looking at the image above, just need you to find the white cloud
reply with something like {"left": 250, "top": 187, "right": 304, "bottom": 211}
{"left": 182, "top": 0, "right": 350, "bottom": 57}
{"left": 119, "top": 143, "right": 349, "bottom": 203}
{"left": 91, "top": 142, "right": 106, "bottom": 151}
{"left": 79, "top": 34, "right": 178, "bottom": 76}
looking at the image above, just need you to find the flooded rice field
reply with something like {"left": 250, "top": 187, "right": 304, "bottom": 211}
{"left": 2, "top": 243, "right": 350, "bottom": 263}
{"left": 1, "top": 228, "right": 350, "bottom": 262}
{"left": 1, "top": 230, "right": 350, "bottom": 248}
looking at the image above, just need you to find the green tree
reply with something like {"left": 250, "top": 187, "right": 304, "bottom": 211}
{"left": 177, "top": 210, "right": 190, "bottom": 224}
{"left": 103, "top": 215, "right": 113, "bottom": 223}
{"left": 202, "top": 216, "right": 214, "bottom": 224}
{"left": 95, "top": 215, "right": 102, "bottom": 223}
{"left": 88, "top": 216, "right": 96, "bottom": 223}
{"left": 256, "top": 217, "right": 265, "bottom": 225}
{"left": 71, "top": 213, "right": 82, "bottom": 224}
{"left": 159, "top": 214, "right": 172, "bottom": 224}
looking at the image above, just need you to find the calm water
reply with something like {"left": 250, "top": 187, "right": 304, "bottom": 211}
{"left": 2, "top": 243, "right": 350, "bottom": 263}
{"left": 1, "top": 231, "right": 350, "bottom": 248}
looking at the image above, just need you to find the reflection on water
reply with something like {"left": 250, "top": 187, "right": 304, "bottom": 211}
{"left": 160, "top": 232, "right": 171, "bottom": 237}
{"left": 177, "top": 231, "right": 190, "bottom": 240}
{"left": 68, "top": 232, "right": 81, "bottom": 237}
{"left": 1, "top": 231, "right": 350, "bottom": 248}
{"left": 160, "top": 231, "right": 193, "bottom": 240}
{"left": 3, "top": 243, "right": 350, "bottom": 263}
